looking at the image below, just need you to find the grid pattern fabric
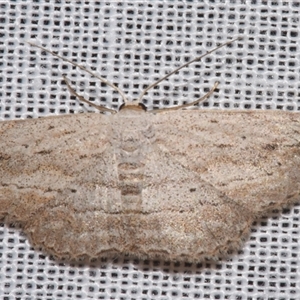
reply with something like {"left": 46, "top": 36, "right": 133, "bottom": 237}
{"left": 0, "top": 1, "right": 300, "bottom": 299}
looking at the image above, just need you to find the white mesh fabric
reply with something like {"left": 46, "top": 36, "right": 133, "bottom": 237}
{"left": 0, "top": 1, "right": 300, "bottom": 299}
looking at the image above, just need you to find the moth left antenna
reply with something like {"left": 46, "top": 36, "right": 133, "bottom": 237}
{"left": 27, "top": 41, "right": 128, "bottom": 113}
{"left": 136, "top": 37, "right": 242, "bottom": 105}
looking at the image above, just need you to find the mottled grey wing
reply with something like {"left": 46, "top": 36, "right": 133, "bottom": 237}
{"left": 153, "top": 110, "right": 300, "bottom": 229}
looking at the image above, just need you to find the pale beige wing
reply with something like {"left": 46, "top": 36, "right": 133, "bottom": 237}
{"left": 143, "top": 110, "right": 300, "bottom": 260}
{"left": 1, "top": 110, "right": 299, "bottom": 262}
{"left": 0, "top": 113, "right": 121, "bottom": 258}
{"left": 154, "top": 110, "right": 300, "bottom": 213}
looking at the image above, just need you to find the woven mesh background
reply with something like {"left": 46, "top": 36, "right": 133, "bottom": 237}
{"left": 1, "top": 1, "right": 300, "bottom": 299}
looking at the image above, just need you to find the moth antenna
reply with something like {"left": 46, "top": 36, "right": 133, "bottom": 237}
{"left": 136, "top": 37, "right": 242, "bottom": 104}
{"left": 27, "top": 41, "right": 129, "bottom": 109}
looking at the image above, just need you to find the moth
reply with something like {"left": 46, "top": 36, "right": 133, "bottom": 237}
{"left": 0, "top": 38, "right": 299, "bottom": 262}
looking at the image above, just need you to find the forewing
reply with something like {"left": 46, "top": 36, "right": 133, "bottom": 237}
{"left": 154, "top": 110, "right": 300, "bottom": 214}
{"left": 0, "top": 114, "right": 116, "bottom": 234}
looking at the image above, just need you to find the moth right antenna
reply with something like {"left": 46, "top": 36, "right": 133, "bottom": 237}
{"left": 136, "top": 37, "right": 242, "bottom": 104}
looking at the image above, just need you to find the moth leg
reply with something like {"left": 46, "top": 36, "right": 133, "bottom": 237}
{"left": 63, "top": 75, "right": 117, "bottom": 114}
{"left": 153, "top": 81, "right": 219, "bottom": 112}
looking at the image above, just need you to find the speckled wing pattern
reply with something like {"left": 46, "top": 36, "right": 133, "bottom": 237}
{"left": 0, "top": 109, "right": 299, "bottom": 262}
